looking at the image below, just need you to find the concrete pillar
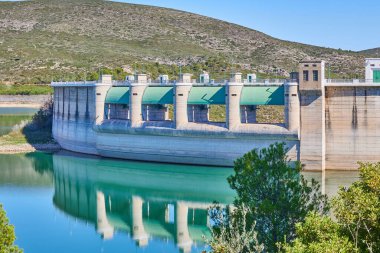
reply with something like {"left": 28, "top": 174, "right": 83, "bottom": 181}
{"left": 176, "top": 202, "right": 192, "bottom": 253}
{"left": 96, "top": 191, "right": 114, "bottom": 239}
{"left": 130, "top": 74, "right": 147, "bottom": 127}
{"left": 63, "top": 87, "right": 69, "bottom": 120}
{"left": 240, "top": 105, "right": 257, "bottom": 123}
{"left": 226, "top": 73, "right": 243, "bottom": 130}
{"left": 53, "top": 87, "right": 58, "bottom": 119}
{"left": 299, "top": 60, "right": 326, "bottom": 171}
{"left": 164, "top": 105, "right": 170, "bottom": 120}
{"left": 77, "top": 87, "right": 88, "bottom": 121}
{"left": 175, "top": 74, "right": 193, "bottom": 129}
{"left": 58, "top": 87, "right": 63, "bottom": 118}
{"left": 52, "top": 87, "right": 57, "bottom": 137}
{"left": 285, "top": 82, "right": 300, "bottom": 132}
{"left": 131, "top": 196, "right": 149, "bottom": 247}
{"left": 69, "top": 87, "right": 77, "bottom": 121}
{"left": 95, "top": 75, "right": 112, "bottom": 124}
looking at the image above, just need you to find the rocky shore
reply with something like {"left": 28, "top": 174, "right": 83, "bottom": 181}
{"left": 0, "top": 143, "right": 61, "bottom": 154}
{"left": 0, "top": 95, "right": 51, "bottom": 108}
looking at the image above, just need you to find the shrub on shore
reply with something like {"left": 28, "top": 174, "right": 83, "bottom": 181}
{"left": 0, "top": 85, "right": 52, "bottom": 95}
{"left": 207, "top": 147, "right": 380, "bottom": 253}
{"left": 207, "top": 143, "right": 328, "bottom": 252}
{"left": 0, "top": 204, "right": 22, "bottom": 253}
{"left": 20, "top": 98, "right": 54, "bottom": 144}
{"left": 281, "top": 162, "right": 380, "bottom": 253}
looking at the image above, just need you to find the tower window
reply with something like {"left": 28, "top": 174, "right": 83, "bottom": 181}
{"left": 303, "top": 70, "right": 309, "bottom": 81}
{"left": 313, "top": 70, "right": 319, "bottom": 81}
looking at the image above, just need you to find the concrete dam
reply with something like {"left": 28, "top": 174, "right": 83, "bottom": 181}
{"left": 51, "top": 59, "right": 380, "bottom": 171}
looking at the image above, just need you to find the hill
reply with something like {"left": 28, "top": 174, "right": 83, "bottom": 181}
{"left": 361, "top": 48, "right": 380, "bottom": 57}
{"left": 0, "top": 0, "right": 368, "bottom": 84}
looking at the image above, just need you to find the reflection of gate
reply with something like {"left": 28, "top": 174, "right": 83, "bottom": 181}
{"left": 374, "top": 70, "right": 380, "bottom": 83}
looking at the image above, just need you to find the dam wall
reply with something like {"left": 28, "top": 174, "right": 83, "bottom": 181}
{"left": 52, "top": 73, "right": 299, "bottom": 167}
{"left": 51, "top": 59, "right": 380, "bottom": 170}
{"left": 52, "top": 84, "right": 98, "bottom": 155}
{"left": 325, "top": 86, "right": 380, "bottom": 170}
{"left": 95, "top": 123, "right": 299, "bottom": 167}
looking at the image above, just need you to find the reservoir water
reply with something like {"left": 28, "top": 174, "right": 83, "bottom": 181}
{"left": 0, "top": 107, "right": 360, "bottom": 253}
{"left": 0, "top": 107, "right": 37, "bottom": 136}
{"left": 0, "top": 152, "right": 234, "bottom": 253}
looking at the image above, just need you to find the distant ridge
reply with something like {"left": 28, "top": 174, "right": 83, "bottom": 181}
{"left": 0, "top": 0, "right": 368, "bottom": 83}
{"left": 361, "top": 48, "right": 380, "bottom": 57}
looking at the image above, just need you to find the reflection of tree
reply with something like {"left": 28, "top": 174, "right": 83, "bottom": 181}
{"left": 26, "top": 152, "right": 54, "bottom": 176}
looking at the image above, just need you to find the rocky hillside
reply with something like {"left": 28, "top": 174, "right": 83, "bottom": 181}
{"left": 0, "top": 0, "right": 369, "bottom": 83}
{"left": 361, "top": 48, "right": 380, "bottom": 57}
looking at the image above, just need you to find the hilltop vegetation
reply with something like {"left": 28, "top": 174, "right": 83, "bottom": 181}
{"left": 0, "top": 0, "right": 371, "bottom": 84}
{"left": 361, "top": 47, "right": 380, "bottom": 57}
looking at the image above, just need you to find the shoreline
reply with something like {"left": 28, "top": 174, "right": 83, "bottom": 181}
{"left": 0, "top": 143, "right": 61, "bottom": 154}
{"left": 0, "top": 103, "right": 42, "bottom": 108}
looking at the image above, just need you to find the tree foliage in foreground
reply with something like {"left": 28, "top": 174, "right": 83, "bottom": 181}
{"left": 332, "top": 162, "right": 380, "bottom": 253}
{"left": 205, "top": 206, "right": 264, "bottom": 253}
{"left": 207, "top": 145, "right": 380, "bottom": 253}
{"left": 279, "top": 212, "right": 356, "bottom": 253}
{"left": 280, "top": 162, "right": 380, "bottom": 253}
{"left": 0, "top": 204, "right": 22, "bottom": 253}
{"left": 208, "top": 143, "right": 328, "bottom": 253}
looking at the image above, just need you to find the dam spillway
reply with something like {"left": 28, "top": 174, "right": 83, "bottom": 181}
{"left": 51, "top": 59, "right": 380, "bottom": 170}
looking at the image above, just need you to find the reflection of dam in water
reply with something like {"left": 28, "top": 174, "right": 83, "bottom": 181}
{"left": 50, "top": 152, "right": 359, "bottom": 252}
{"left": 52, "top": 152, "right": 234, "bottom": 252}
{"left": 0, "top": 152, "right": 361, "bottom": 253}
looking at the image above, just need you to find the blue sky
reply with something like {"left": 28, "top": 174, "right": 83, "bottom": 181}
{"left": 112, "top": 0, "right": 379, "bottom": 51}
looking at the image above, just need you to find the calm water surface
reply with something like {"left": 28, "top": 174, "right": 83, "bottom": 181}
{"left": 0, "top": 107, "right": 38, "bottom": 136}
{"left": 0, "top": 107, "right": 360, "bottom": 253}
{"left": 0, "top": 152, "right": 234, "bottom": 253}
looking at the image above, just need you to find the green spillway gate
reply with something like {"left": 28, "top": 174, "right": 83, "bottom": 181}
{"left": 105, "top": 87, "right": 130, "bottom": 104}
{"left": 188, "top": 86, "right": 226, "bottom": 105}
{"left": 142, "top": 86, "right": 174, "bottom": 104}
{"left": 240, "top": 86, "right": 285, "bottom": 105}
{"left": 104, "top": 85, "right": 285, "bottom": 106}
{"left": 374, "top": 70, "right": 380, "bottom": 83}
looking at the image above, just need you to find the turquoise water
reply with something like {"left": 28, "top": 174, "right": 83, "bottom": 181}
{"left": 0, "top": 152, "right": 235, "bottom": 253}
{"left": 0, "top": 151, "right": 360, "bottom": 253}
{"left": 0, "top": 107, "right": 38, "bottom": 136}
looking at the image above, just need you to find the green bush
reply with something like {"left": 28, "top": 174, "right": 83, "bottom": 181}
{"left": 0, "top": 85, "right": 52, "bottom": 95}
{"left": 332, "top": 162, "right": 380, "bottom": 253}
{"left": 279, "top": 212, "right": 355, "bottom": 253}
{"left": 0, "top": 204, "right": 22, "bottom": 253}
{"left": 280, "top": 162, "right": 380, "bottom": 253}
{"left": 208, "top": 143, "right": 328, "bottom": 253}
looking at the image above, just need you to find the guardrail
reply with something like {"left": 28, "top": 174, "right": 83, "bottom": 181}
{"left": 325, "top": 79, "right": 374, "bottom": 84}
{"left": 51, "top": 81, "right": 97, "bottom": 85}
{"left": 51, "top": 79, "right": 298, "bottom": 87}
{"left": 324, "top": 79, "right": 380, "bottom": 86}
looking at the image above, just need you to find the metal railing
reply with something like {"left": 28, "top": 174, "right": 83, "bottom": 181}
{"left": 51, "top": 79, "right": 298, "bottom": 87}
{"left": 111, "top": 80, "right": 129, "bottom": 86}
{"left": 51, "top": 81, "right": 97, "bottom": 85}
{"left": 244, "top": 79, "right": 296, "bottom": 85}
{"left": 325, "top": 79, "right": 377, "bottom": 84}
{"left": 326, "top": 79, "right": 366, "bottom": 83}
